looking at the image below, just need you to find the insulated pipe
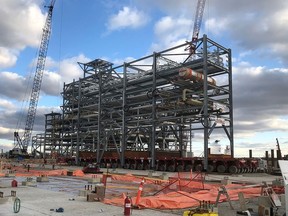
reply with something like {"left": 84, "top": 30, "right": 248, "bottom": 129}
{"left": 179, "top": 67, "right": 216, "bottom": 86}
{"left": 182, "top": 89, "right": 203, "bottom": 106}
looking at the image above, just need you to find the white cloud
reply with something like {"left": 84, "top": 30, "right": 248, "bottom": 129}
{"left": 234, "top": 65, "right": 265, "bottom": 76}
{"left": 0, "top": 99, "right": 15, "bottom": 110}
{"left": 232, "top": 64, "right": 288, "bottom": 138}
{"left": 0, "top": 71, "right": 27, "bottom": 100}
{"left": 0, "top": 0, "right": 46, "bottom": 69}
{"left": 0, "top": 126, "right": 11, "bottom": 135}
{"left": 204, "top": 0, "right": 288, "bottom": 65}
{"left": 0, "top": 47, "right": 18, "bottom": 68}
{"left": 0, "top": 54, "right": 91, "bottom": 102}
{"left": 154, "top": 16, "right": 190, "bottom": 39}
{"left": 0, "top": 0, "right": 45, "bottom": 49}
{"left": 204, "top": 18, "right": 228, "bottom": 35}
{"left": 41, "top": 70, "right": 62, "bottom": 96}
{"left": 151, "top": 16, "right": 191, "bottom": 52}
{"left": 58, "top": 54, "right": 90, "bottom": 84}
{"left": 107, "top": 6, "right": 149, "bottom": 31}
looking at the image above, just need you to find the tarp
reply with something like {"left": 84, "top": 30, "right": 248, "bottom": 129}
{"left": 104, "top": 173, "right": 262, "bottom": 210}
{"left": 104, "top": 184, "right": 262, "bottom": 209}
{"left": 0, "top": 163, "right": 268, "bottom": 210}
{"left": 1, "top": 166, "right": 85, "bottom": 177}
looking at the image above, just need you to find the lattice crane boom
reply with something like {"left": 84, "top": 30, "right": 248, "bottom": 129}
{"left": 14, "top": 0, "right": 56, "bottom": 153}
{"left": 189, "top": 0, "right": 206, "bottom": 54}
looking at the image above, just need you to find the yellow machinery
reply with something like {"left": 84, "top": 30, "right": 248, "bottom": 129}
{"left": 183, "top": 200, "right": 218, "bottom": 216}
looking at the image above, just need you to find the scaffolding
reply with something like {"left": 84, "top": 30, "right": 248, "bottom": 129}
{"left": 38, "top": 35, "right": 233, "bottom": 170}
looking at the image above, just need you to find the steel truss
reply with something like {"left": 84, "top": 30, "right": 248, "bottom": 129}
{"left": 39, "top": 35, "right": 233, "bottom": 170}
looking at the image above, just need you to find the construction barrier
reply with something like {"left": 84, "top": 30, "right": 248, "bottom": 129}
{"left": 104, "top": 172, "right": 263, "bottom": 210}
{"left": 0, "top": 163, "right": 268, "bottom": 210}
{"left": 134, "top": 178, "right": 145, "bottom": 206}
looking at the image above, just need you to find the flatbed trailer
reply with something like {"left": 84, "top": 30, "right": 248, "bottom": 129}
{"left": 62, "top": 150, "right": 260, "bottom": 174}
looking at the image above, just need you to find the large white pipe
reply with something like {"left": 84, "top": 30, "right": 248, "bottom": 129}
{"left": 179, "top": 67, "right": 216, "bottom": 86}
{"left": 182, "top": 89, "right": 203, "bottom": 106}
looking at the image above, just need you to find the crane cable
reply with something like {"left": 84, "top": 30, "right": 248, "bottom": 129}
{"left": 55, "top": 0, "right": 64, "bottom": 108}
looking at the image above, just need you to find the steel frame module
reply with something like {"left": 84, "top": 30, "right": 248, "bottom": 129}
{"left": 43, "top": 35, "right": 233, "bottom": 170}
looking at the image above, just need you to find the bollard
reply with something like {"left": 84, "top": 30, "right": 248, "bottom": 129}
{"left": 134, "top": 179, "right": 145, "bottom": 207}
{"left": 102, "top": 174, "right": 107, "bottom": 186}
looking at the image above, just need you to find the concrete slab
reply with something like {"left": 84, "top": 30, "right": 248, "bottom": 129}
{"left": 1, "top": 165, "right": 286, "bottom": 216}
{"left": 0, "top": 185, "right": 181, "bottom": 216}
{"left": 0, "top": 175, "right": 183, "bottom": 216}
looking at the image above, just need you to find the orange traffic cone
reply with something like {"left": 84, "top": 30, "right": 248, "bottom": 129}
{"left": 134, "top": 178, "right": 145, "bottom": 207}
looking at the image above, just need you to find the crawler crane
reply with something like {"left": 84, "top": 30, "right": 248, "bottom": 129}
{"left": 187, "top": 0, "right": 206, "bottom": 55}
{"left": 11, "top": 0, "right": 56, "bottom": 158}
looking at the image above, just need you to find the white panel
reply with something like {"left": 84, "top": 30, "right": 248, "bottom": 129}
{"left": 278, "top": 160, "right": 288, "bottom": 185}
{"left": 278, "top": 160, "right": 288, "bottom": 215}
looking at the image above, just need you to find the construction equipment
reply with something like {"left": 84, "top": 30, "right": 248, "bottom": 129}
{"left": 82, "top": 163, "right": 103, "bottom": 174}
{"left": 183, "top": 200, "right": 218, "bottom": 216}
{"left": 269, "top": 138, "right": 284, "bottom": 175}
{"left": 11, "top": 0, "right": 56, "bottom": 158}
{"left": 187, "top": 0, "right": 206, "bottom": 55}
{"left": 276, "top": 138, "right": 283, "bottom": 160}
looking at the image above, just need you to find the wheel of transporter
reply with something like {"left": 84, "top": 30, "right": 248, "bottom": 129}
{"left": 207, "top": 165, "right": 214, "bottom": 173}
{"left": 185, "top": 165, "right": 193, "bottom": 172}
{"left": 158, "top": 164, "right": 166, "bottom": 171}
{"left": 228, "top": 165, "right": 238, "bottom": 174}
{"left": 216, "top": 164, "right": 226, "bottom": 173}
{"left": 195, "top": 164, "right": 203, "bottom": 172}
{"left": 144, "top": 164, "right": 150, "bottom": 170}
{"left": 136, "top": 163, "right": 144, "bottom": 170}
{"left": 167, "top": 165, "right": 175, "bottom": 172}
{"left": 130, "top": 164, "right": 136, "bottom": 170}
{"left": 124, "top": 163, "right": 130, "bottom": 169}
{"left": 237, "top": 167, "right": 243, "bottom": 173}
{"left": 176, "top": 165, "right": 184, "bottom": 172}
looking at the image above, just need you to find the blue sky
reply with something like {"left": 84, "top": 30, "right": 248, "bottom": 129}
{"left": 0, "top": 0, "right": 288, "bottom": 158}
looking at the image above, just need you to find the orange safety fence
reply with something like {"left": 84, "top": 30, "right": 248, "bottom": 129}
{"left": 1, "top": 164, "right": 266, "bottom": 210}
{"left": 169, "top": 178, "right": 217, "bottom": 190}
{"left": 104, "top": 183, "right": 262, "bottom": 209}
{"left": 103, "top": 172, "right": 263, "bottom": 210}
{"left": 111, "top": 173, "right": 144, "bottom": 183}
{"left": 1, "top": 165, "right": 85, "bottom": 177}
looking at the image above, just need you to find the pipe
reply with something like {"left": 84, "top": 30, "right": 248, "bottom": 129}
{"left": 179, "top": 67, "right": 216, "bottom": 86}
{"left": 182, "top": 89, "right": 204, "bottom": 106}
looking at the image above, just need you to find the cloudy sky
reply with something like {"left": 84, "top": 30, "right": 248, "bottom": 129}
{"left": 0, "top": 0, "right": 287, "bottom": 157}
